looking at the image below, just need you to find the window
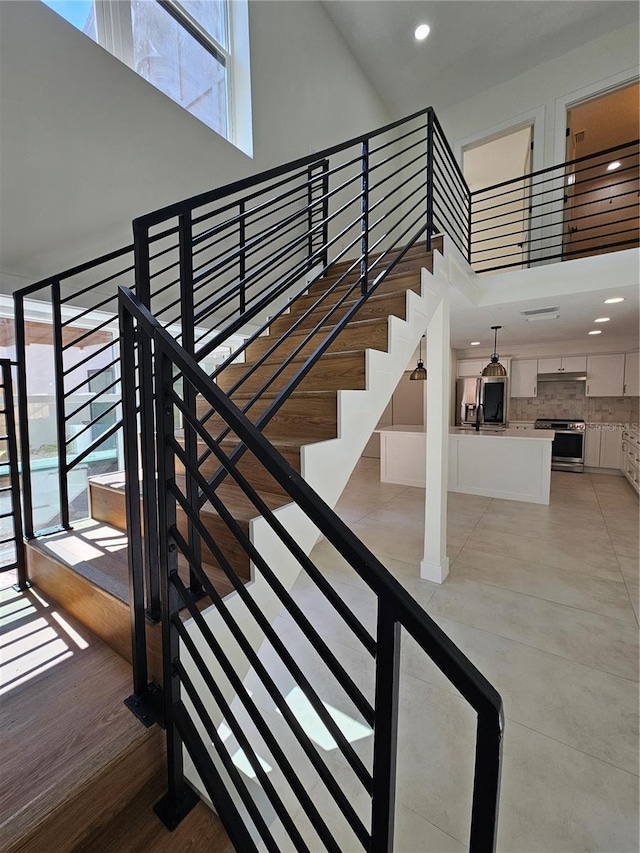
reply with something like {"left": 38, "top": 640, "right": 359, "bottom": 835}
{"left": 42, "top": 0, "right": 252, "bottom": 154}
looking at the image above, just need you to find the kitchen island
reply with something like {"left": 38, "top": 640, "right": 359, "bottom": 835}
{"left": 377, "top": 425, "right": 555, "bottom": 504}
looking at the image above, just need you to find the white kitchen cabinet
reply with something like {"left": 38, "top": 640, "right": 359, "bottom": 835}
{"left": 584, "top": 424, "right": 624, "bottom": 469}
{"left": 537, "top": 356, "right": 587, "bottom": 374}
{"left": 457, "top": 360, "right": 484, "bottom": 377}
{"left": 509, "top": 421, "right": 536, "bottom": 431}
{"left": 510, "top": 360, "right": 538, "bottom": 397}
{"left": 457, "top": 358, "right": 510, "bottom": 378}
{"left": 623, "top": 352, "right": 640, "bottom": 397}
{"left": 586, "top": 354, "right": 625, "bottom": 397}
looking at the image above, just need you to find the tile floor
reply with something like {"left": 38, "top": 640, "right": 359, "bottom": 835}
{"left": 229, "top": 459, "right": 638, "bottom": 852}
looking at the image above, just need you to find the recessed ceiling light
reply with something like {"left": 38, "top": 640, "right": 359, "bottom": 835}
{"left": 414, "top": 24, "right": 431, "bottom": 40}
{"left": 606, "top": 161, "right": 621, "bottom": 171}
{"left": 604, "top": 297, "right": 624, "bottom": 304}
{"left": 588, "top": 330, "right": 602, "bottom": 335}
{"left": 470, "top": 341, "right": 481, "bottom": 346}
{"left": 594, "top": 317, "right": 610, "bottom": 323}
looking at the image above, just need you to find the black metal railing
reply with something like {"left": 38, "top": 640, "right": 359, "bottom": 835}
{"left": 470, "top": 139, "right": 639, "bottom": 273}
{"left": 0, "top": 360, "right": 27, "bottom": 589}
{"left": 120, "top": 287, "right": 503, "bottom": 852}
{"left": 14, "top": 106, "right": 468, "bottom": 548}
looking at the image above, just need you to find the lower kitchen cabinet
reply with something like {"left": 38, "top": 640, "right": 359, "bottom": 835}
{"left": 585, "top": 424, "right": 623, "bottom": 470}
{"left": 622, "top": 429, "right": 640, "bottom": 494}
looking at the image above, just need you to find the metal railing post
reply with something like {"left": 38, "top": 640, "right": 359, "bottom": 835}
{"left": 178, "top": 211, "right": 203, "bottom": 598}
{"left": 238, "top": 200, "right": 246, "bottom": 314}
{"left": 426, "top": 109, "right": 435, "bottom": 253}
{"left": 360, "top": 140, "right": 370, "bottom": 294}
{"left": 13, "top": 293, "right": 34, "bottom": 540}
{"left": 153, "top": 338, "right": 199, "bottom": 828}
{"left": 469, "top": 710, "right": 504, "bottom": 852}
{"left": 51, "top": 280, "right": 70, "bottom": 529}
{"left": 1, "top": 360, "right": 28, "bottom": 590}
{"left": 321, "top": 159, "right": 330, "bottom": 269}
{"left": 370, "top": 603, "right": 401, "bottom": 852}
{"left": 134, "top": 220, "right": 161, "bottom": 620}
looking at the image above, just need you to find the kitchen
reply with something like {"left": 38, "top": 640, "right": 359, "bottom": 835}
{"left": 370, "top": 319, "right": 640, "bottom": 502}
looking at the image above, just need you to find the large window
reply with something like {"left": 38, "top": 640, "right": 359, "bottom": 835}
{"left": 42, "top": 0, "right": 252, "bottom": 153}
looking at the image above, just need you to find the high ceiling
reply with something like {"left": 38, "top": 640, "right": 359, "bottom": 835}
{"left": 321, "top": 1, "right": 639, "bottom": 118}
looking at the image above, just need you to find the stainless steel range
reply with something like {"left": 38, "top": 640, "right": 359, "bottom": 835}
{"left": 534, "top": 418, "right": 586, "bottom": 473}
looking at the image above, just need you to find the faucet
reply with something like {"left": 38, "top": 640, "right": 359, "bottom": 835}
{"left": 474, "top": 403, "right": 484, "bottom": 432}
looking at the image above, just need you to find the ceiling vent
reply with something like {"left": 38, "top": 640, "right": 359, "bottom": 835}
{"left": 521, "top": 306, "right": 560, "bottom": 322}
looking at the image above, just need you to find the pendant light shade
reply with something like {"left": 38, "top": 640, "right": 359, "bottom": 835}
{"left": 410, "top": 336, "right": 427, "bottom": 380}
{"left": 481, "top": 326, "right": 507, "bottom": 377}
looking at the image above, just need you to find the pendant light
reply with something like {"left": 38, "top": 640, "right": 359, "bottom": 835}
{"left": 481, "top": 326, "right": 507, "bottom": 377}
{"left": 410, "top": 336, "right": 427, "bottom": 380}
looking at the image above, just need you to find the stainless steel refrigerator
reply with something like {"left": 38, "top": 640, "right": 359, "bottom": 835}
{"left": 455, "top": 376, "right": 508, "bottom": 427}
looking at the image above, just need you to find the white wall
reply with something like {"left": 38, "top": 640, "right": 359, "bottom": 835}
{"left": 440, "top": 23, "right": 639, "bottom": 170}
{"left": 0, "top": 0, "right": 390, "bottom": 287}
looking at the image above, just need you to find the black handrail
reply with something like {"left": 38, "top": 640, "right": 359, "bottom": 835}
{"left": 119, "top": 286, "right": 503, "bottom": 852}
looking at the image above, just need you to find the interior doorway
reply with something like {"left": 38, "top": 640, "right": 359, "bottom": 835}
{"left": 463, "top": 123, "right": 534, "bottom": 272}
{"left": 563, "top": 81, "right": 639, "bottom": 259}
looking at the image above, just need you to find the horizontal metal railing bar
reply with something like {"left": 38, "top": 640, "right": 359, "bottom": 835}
{"left": 169, "top": 478, "right": 375, "bottom": 793}
{"left": 13, "top": 244, "right": 135, "bottom": 300}
{"left": 433, "top": 210, "right": 467, "bottom": 257}
{"left": 472, "top": 169, "right": 638, "bottom": 220}
{"left": 174, "top": 621, "right": 313, "bottom": 853}
{"left": 433, "top": 147, "right": 471, "bottom": 211}
{"left": 64, "top": 355, "right": 120, "bottom": 397}
{"left": 174, "top": 642, "right": 303, "bottom": 853}
{"left": 368, "top": 119, "right": 428, "bottom": 157}
{"left": 472, "top": 149, "right": 638, "bottom": 209}
{"left": 471, "top": 138, "right": 639, "bottom": 198}
{"left": 61, "top": 314, "right": 117, "bottom": 351}
{"left": 171, "top": 576, "right": 343, "bottom": 852}
{"left": 59, "top": 265, "right": 136, "bottom": 305}
{"left": 0, "top": 535, "right": 16, "bottom": 545}
{"left": 433, "top": 194, "right": 467, "bottom": 247}
{"left": 173, "top": 653, "right": 279, "bottom": 851}
{"left": 149, "top": 274, "right": 182, "bottom": 302}
{"left": 474, "top": 225, "right": 640, "bottom": 263}
{"left": 472, "top": 213, "right": 639, "bottom": 256}
{"left": 61, "top": 338, "right": 117, "bottom": 376}
{"left": 190, "top": 174, "right": 362, "bottom": 295}
{"left": 64, "top": 400, "right": 120, "bottom": 446}
{"left": 171, "top": 699, "right": 261, "bottom": 853}
{"left": 170, "top": 399, "right": 378, "bottom": 665}
{"left": 148, "top": 256, "right": 181, "bottom": 287}
{"left": 0, "top": 486, "right": 14, "bottom": 494}
{"left": 64, "top": 418, "right": 122, "bottom": 470}
{"left": 366, "top": 134, "right": 428, "bottom": 181}
{"left": 134, "top": 107, "right": 433, "bottom": 229}
{"left": 473, "top": 238, "right": 640, "bottom": 273}
{"left": 433, "top": 139, "right": 469, "bottom": 201}
{"left": 64, "top": 376, "right": 121, "bottom": 422}
{"left": 432, "top": 111, "right": 472, "bottom": 196}
{"left": 167, "top": 521, "right": 371, "bottom": 847}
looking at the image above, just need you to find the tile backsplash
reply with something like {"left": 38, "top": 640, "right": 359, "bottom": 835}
{"left": 509, "top": 380, "right": 640, "bottom": 426}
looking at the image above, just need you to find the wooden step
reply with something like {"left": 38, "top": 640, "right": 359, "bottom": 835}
{"left": 176, "top": 435, "right": 305, "bottom": 498}
{"left": 216, "top": 349, "right": 366, "bottom": 395}
{"left": 0, "top": 584, "right": 164, "bottom": 853}
{"left": 267, "top": 289, "right": 408, "bottom": 337}
{"left": 245, "top": 316, "right": 390, "bottom": 363}
{"left": 196, "top": 390, "right": 338, "bottom": 442}
{"left": 324, "top": 236, "right": 442, "bottom": 278}
{"left": 302, "top": 268, "right": 421, "bottom": 301}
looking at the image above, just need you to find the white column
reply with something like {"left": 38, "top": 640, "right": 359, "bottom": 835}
{"left": 420, "top": 275, "right": 450, "bottom": 583}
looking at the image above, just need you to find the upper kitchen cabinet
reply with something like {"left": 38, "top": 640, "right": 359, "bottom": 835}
{"left": 624, "top": 352, "right": 640, "bottom": 397}
{"left": 457, "top": 358, "right": 510, "bottom": 378}
{"left": 510, "top": 360, "right": 538, "bottom": 397}
{"left": 586, "top": 354, "right": 625, "bottom": 397}
{"left": 457, "top": 360, "right": 484, "bottom": 377}
{"left": 537, "top": 356, "right": 587, "bottom": 374}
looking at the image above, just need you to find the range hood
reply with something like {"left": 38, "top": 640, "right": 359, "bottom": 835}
{"left": 537, "top": 372, "right": 587, "bottom": 383}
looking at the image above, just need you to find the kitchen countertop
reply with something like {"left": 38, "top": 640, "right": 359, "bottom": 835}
{"left": 450, "top": 428, "right": 555, "bottom": 440}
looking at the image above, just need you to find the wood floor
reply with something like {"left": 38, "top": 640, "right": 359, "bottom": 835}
{"left": 0, "top": 582, "right": 233, "bottom": 853}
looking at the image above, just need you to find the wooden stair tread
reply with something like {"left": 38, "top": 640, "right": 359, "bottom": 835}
{"left": 0, "top": 584, "right": 159, "bottom": 852}
{"left": 282, "top": 286, "right": 409, "bottom": 319}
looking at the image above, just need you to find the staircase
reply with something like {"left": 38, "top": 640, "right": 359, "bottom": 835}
{"left": 12, "top": 106, "right": 503, "bottom": 852}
